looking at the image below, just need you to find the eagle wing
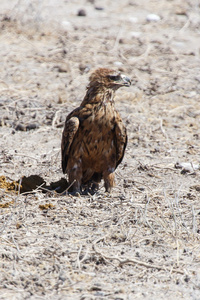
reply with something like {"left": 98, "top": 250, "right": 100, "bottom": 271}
{"left": 61, "top": 116, "right": 79, "bottom": 173}
{"left": 115, "top": 112, "right": 127, "bottom": 169}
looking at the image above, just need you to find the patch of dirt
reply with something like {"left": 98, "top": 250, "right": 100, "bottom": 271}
{"left": 0, "top": 0, "right": 200, "bottom": 299}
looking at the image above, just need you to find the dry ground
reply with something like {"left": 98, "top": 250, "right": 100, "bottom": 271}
{"left": 0, "top": 0, "right": 200, "bottom": 299}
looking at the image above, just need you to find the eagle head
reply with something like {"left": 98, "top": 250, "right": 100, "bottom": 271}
{"left": 88, "top": 68, "right": 131, "bottom": 90}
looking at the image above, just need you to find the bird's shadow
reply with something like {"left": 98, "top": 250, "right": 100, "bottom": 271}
{"left": 0, "top": 175, "right": 98, "bottom": 195}
{"left": 20, "top": 175, "right": 70, "bottom": 194}
{"left": 0, "top": 175, "right": 69, "bottom": 194}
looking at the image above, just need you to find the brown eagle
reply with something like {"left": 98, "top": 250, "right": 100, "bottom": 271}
{"left": 61, "top": 68, "right": 131, "bottom": 194}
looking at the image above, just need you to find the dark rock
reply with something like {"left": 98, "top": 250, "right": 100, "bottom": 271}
{"left": 26, "top": 123, "right": 39, "bottom": 131}
{"left": 15, "top": 123, "right": 26, "bottom": 131}
{"left": 77, "top": 9, "right": 87, "bottom": 16}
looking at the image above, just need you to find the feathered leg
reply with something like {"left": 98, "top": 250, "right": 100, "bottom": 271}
{"left": 68, "top": 161, "right": 82, "bottom": 194}
{"left": 103, "top": 171, "right": 115, "bottom": 193}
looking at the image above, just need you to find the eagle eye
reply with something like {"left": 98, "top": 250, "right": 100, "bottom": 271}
{"left": 109, "top": 74, "right": 121, "bottom": 81}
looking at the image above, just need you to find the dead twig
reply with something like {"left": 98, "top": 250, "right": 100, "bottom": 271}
{"left": 59, "top": 179, "right": 76, "bottom": 196}
{"left": 92, "top": 244, "right": 185, "bottom": 275}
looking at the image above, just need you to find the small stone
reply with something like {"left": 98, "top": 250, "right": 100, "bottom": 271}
{"left": 146, "top": 14, "right": 161, "bottom": 22}
{"left": 77, "top": 9, "right": 87, "bottom": 16}
{"left": 61, "top": 21, "right": 73, "bottom": 30}
{"left": 56, "top": 65, "right": 68, "bottom": 73}
{"left": 114, "top": 61, "right": 123, "bottom": 66}
{"left": 129, "top": 17, "right": 138, "bottom": 23}
{"left": 26, "top": 123, "right": 39, "bottom": 131}
{"left": 130, "top": 31, "right": 142, "bottom": 38}
{"left": 175, "top": 162, "right": 199, "bottom": 173}
{"left": 79, "top": 63, "right": 91, "bottom": 74}
{"left": 95, "top": 6, "right": 104, "bottom": 11}
{"left": 175, "top": 8, "right": 187, "bottom": 16}
{"left": 15, "top": 123, "right": 26, "bottom": 131}
{"left": 119, "top": 38, "right": 124, "bottom": 44}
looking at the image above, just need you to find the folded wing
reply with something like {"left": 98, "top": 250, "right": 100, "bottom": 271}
{"left": 115, "top": 113, "right": 127, "bottom": 169}
{"left": 61, "top": 116, "right": 79, "bottom": 174}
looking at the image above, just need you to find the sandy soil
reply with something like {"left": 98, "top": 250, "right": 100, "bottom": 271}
{"left": 0, "top": 0, "right": 200, "bottom": 299}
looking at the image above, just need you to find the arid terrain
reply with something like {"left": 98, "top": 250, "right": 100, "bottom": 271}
{"left": 0, "top": 0, "right": 200, "bottom": 299}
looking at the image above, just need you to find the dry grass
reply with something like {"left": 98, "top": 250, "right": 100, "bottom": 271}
{"left": 1, "top": 0, "right": 200, "bottom": 299}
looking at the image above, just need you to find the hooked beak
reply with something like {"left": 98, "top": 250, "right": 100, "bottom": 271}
{"left": 120, "top": 74, "right": 131, "bottom": 87}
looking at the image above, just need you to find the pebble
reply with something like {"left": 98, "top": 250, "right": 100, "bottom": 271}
{"left": 15, "top": 123, "right": 39, "bottom": 131}
{"left": 26, "top": 123, "right": 39, "bottom": 131}
{"left": 175, "top": 162, "right": 199, "bottom": 173}
{"left": 61, "top": 21, "right": 73, "bottom": 30}
{"left": 130, "top": 31, "right": 142, "bottom": 38}
{"left": 95, "top": 6, "right": 104, "bottom": 11}
{"left": 77, "top": 9, "right": 87, "bottom": 17}
{"left": 129, "top": 17, "right": 138, "bottom": 23}
{"left": 79, "top": 63, "right": 91, "bottom": 74}
{"left": 146, "top": 14, "right": 161, "bottom": 22}
{"left": 114, "top": 61, "right": 123, "bottom": 66}
{"left": 15, "top": 123, "right": 26, "bottom": 131}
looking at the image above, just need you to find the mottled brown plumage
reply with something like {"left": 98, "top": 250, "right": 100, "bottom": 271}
{"left": 61, "top": 68, "right": 131, "bottom": 193}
